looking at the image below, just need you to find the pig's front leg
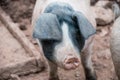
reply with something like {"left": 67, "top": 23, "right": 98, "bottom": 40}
{"left": 81, "top": 36, "right": 97, "bottom": 80}
{"left": 48, "top": 61, "right": 59, "bottom": 80}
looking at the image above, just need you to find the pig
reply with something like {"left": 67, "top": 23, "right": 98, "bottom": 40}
{"left": 32, "top": 0, "right": 97, "bottom": 80}
{"left": 110, "top": 1, "right": 120, "bottom": 80}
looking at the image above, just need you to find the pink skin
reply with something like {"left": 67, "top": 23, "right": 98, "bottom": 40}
{"left": 63, "top": 54, "right": 80, "bottom": 70}
{"left": 54, "top": 53, "right": 80, "bottom": 70}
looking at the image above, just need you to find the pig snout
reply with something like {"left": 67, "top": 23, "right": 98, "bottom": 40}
{"left": 54, "top": 50, "right": 80, "bottom": 70}
{"left": 55, "top": 51, "right": 80, "bottom": 70}
{"left": 56, "top": 53, "right": 80, "bottom": 70}
{"left": 55, "top": 52, "right": 80, "bottom": 70}
{"left": 63, "top": 54, "right": 80, "bottom": 70}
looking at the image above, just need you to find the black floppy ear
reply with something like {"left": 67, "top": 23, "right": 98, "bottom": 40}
{"left": 72, "top": 12, "right": 96, "bottom": 39}
{"left": 33, "top": 13, "right": 62, "bottom": 40}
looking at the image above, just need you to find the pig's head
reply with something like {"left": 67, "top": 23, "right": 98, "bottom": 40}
{"left": 32, "top": 2, "right": 96, "bottom": 70}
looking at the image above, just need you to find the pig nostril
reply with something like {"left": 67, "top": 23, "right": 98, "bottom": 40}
{"left": 66, "top": 61, "right": 70, "bottom": 63}
{"left": 64, "top": 57, "right": 80, "bottom": 65}
{"left": 63, "top": 56, "right": 80, "bottom": 70}
{"left": 66, "top": 60, "right": 72, "bottom": 64}
{"left": 74, "top": 59, "right": 79, "bottom": 63}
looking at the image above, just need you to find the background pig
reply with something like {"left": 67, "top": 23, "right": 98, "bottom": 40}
{"left": 112, "top": 0, "right": 120, "bottom": 19}
{"left": 110, "top": 1, "right": 120, "bottom": 79}
{"left": 32, "top": 0, "right": 96, "bottom": 80}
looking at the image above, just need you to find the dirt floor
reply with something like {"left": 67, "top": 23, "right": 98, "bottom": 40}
{"left": 0, "top": 0, "right": 118, "bottom": 80}
{"left": 0, "top": 21, "right": 29, "bottom": 67}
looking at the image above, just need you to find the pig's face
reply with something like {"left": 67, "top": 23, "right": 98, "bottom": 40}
{"left": 33, "top": 2, "right": 96, "bottom": 70}
{"left": 53, "top": 22, "right": 84, "bottom": 69}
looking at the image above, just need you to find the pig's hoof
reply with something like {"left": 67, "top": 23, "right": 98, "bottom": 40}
{"left": 63, "top": 55, "right": 80, "bottom": 70}
{"left": 49, "top": 76, "right": 59, "bottom": 80}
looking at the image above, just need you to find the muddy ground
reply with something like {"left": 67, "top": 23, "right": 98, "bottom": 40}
{"left": 0, "top": 0, "right": 118, "bottom": 80}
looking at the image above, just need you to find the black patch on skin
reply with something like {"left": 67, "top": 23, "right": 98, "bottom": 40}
{"left": 67, "top": 22, "right": 85, "bottom": 52}
{"left": 40, "top": 39, "right": 61, "bottom": 62}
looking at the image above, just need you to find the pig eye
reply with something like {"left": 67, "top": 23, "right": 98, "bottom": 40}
{"left": 41, "top": 39, "right": 61, "bottom": 47}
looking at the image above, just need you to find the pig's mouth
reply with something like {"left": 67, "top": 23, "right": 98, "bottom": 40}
{"left": 63, "top": 55, "right": 80, "bottom": 70}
